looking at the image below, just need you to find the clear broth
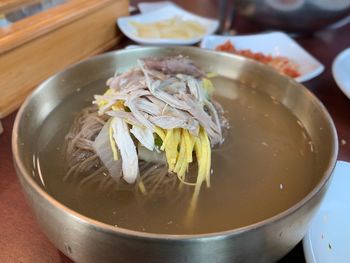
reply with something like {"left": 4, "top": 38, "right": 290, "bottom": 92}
{"left": 34, "top": 76, "right": 318, "bottom": 234}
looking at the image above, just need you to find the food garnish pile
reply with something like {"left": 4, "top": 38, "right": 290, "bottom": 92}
{"left": 91, "top": 56, "right": 226, "bottom": 207}
{"left": 216, "top": 40, "right": 300, "bottom": 78}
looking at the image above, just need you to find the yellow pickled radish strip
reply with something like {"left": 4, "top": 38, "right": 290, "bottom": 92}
{"left": 183, "top": 129, "right": 195, "bottom": 163}
{"left": 205, "top": 146, "right": 211, "bottom": 187}
{"left": 108, "top": 119, "right": 118, "bottom": 160}
{"left": 97, "top": 100, "right": 108, "bottom": 108}
{"left": 164, "top": 128, "right": 180, "bottom": 171}
{"left": 178, "top": 131, "right": 189, "bottom": 179}
{"left": 202, "top": 78, "right": 215, "bottom": 95}
{"left": 111, "top": 100, "right": 125, "bottom": 111}
{"left": 198, "top": 129, "right": 208, "bottom": 187}
{"left": 138, "top": 180, "right": 147, "bottom": 195}
{"left": 161, "top": 129, "right": 173, "bottom": 151}
{"left": 177, "top": 169, "right": 196, "bottom": 186}
{"left": 202, "top": 130, "right": 211, "bottom": 187}
{"left": 154, "top": 126, "right": 166, "bottom": 141}
{"left": 206, "top": 72, "right": 217, "bottom": 78}
{"left": 189, "top": 129, "right": 210, "bottom": 211}
{"left": 175, "top": 129, "right": 199, "bottom": 187}
{"left": 194, "top": 136, "right": 202, "bottom": 161}
{"left": 174, "top": 131, "right": 187, "bottom": 175}
{"left": 191, "top": 136, "right": 202, "bottom": 187}
{"left": 97, "top": 89, "right": 114, "bottom": 108}
{"left": 178, "top": 157, "right": 189, "bottom": 180}
{"left": 104, "top": 88, "right": 113, "bottom": 95}
{"left": 187, "top": 129, "right": 210, "bottom": 222}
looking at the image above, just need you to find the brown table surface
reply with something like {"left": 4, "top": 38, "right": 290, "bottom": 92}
{"left": 1, "top": 0, "right": 349, "bottom": 262}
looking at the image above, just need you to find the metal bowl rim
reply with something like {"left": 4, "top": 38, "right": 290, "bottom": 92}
{"left": 12, "top": 46, "right": 338, "bottom": 242}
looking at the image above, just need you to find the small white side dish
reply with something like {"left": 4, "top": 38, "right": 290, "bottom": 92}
{"left": 200, "top": 32, "right": 324, "bottom": 82}
{"left": 303, "top": 161, "right": 350, "bottom": 263}
{"left": 138, "top": 1, "right": 175, "bottom": 13}
{"left": 125, "top": 45, "right": 141, "bottom": 49}
{"left": 332, "top": 47, "right": 350, "bottom": 99}
{"left": 117, "top": 5, "right": 218, "bottom": 45}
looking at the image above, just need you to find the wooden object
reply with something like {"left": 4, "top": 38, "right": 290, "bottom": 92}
{"left": 0, "top": 0, "right": 41, "bottom": 13}
{"left": 0, "top": 0, "right": 129, "bottom": 117}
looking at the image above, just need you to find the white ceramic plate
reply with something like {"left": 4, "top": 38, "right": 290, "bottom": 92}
{"left": 303, "top": 161, "right": 350, "bottom": 263}
{"left": 200, "top": 32, "right": 324, "bottom": 82}
{"left": 117, "top": 5, "right": 219, "bottom": 45}
{"left": 332, "top": 47, "right": 350, "bottom": 99}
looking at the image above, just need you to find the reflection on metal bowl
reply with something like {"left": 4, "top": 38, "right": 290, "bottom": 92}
{"left": 12, "top": 47, "right": 338, "bottom": 263}
{"left": 235, "top": 0, "right": 350, "bottom": 32}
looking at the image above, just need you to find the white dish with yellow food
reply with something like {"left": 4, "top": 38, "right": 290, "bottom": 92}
{"left": 117, "top": 5, "right": 219, "bottom": 45}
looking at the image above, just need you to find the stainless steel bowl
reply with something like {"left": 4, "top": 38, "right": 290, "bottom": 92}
{"left": 12, "top": 47, "right": 338, "bottom": 263}
{"left": 234, "top": 0, "right": 350, "bottom": 32}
